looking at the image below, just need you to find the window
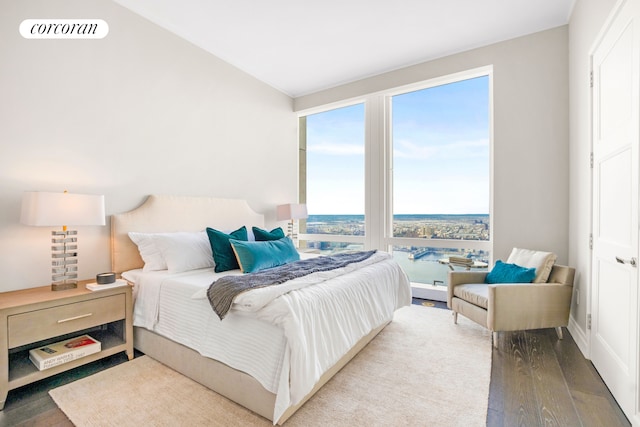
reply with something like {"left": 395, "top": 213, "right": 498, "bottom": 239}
{"left": 300, "top": 103, "right": 365, "bottom": 253}
{"left": 299, "top": 68, "right": 492, "bottom": 293}
{"left": 389, "top": 75, "right": 491, "bottom": 288}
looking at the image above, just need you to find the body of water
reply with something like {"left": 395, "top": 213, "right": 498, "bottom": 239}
{"left": 392, "top": 251, "right": 461, "bottom": 286}
{"left": 303, "top": 214, "right": 490, "bottom": 286}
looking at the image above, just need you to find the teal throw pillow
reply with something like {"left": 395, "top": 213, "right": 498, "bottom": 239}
{"left": 206, "top": 226, "right": 248, "bottom": 272}
{"left": 229, "top": 237, "right": 300, "bottom": 273}
{"left": 252, "top": 226, "right": 286, "bottom": 241}
{"left": 486, "top": 260, "right": 536, "bottom": 284}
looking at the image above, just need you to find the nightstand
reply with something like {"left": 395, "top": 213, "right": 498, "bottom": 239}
{"left": 0, "top": 281, "right": 133, "bottom": 410}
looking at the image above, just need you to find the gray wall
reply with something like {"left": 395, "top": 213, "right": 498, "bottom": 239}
{"left": 295, "top": 27, "right": 570, "bottom": 267}
{"left": 0, "top": 0, "right": 297, "bottom": 291}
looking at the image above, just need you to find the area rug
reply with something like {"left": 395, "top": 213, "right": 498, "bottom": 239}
{"left": 50, "top": 305, "right": 491, "bottom": 426}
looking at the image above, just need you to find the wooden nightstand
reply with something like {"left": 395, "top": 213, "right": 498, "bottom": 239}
{"left": 0, "top": 281, "right": 133, "bottom": 410}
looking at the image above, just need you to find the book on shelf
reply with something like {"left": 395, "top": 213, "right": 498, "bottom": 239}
{"left": 29, "top": 334, "right": 101, "bottom": 371}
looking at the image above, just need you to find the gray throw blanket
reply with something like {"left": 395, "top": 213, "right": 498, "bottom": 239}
{"left": 207, "top": 250, "right": 377, "bottom": 320}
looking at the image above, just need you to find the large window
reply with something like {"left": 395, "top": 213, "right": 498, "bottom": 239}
{"left": 390, "top": 75, "right": 490, "bottom": 288}
{"left": 300, "top": 103, "right": 365, "bottom": 252}
{"left": 299, "top": 68, "right": 492, "bottom": 293}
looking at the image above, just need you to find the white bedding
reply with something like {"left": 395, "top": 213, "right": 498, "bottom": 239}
{"left": 124, "top": 250, "right": 411, "bottom": 423}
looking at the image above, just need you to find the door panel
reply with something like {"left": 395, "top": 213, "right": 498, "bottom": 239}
{"left": 595, "top": 258, "right": 631, "bottom": 367}
{"left": 598, "top": 149, "right": 631, "bottom": 246}
{"left": 591, "top": 0, "right": 639, "bottom": 422}
{"left": 599, "top": 21, "right": 633, "bottom": 139}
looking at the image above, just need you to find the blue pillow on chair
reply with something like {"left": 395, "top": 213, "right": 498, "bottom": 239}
{"left": 486, "top": 260, "right": 536, "bottom": 284}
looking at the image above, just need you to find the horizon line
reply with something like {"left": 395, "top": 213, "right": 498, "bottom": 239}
{"left": 306, "top": 213, "right": 489, "bottom": 216}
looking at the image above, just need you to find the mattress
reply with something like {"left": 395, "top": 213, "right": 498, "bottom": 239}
{"left": 124, "top": 267, "right": 287, "bottom": 394}
{"left": 123, "top": 250, "right": 411, "bottom": 422}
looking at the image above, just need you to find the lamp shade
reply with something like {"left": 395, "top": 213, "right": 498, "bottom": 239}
{"left": 21, "top": 191, "right": 106, "bottom": 227}
{"left": 276, "top": 203, "right": 308, "bottom": 221}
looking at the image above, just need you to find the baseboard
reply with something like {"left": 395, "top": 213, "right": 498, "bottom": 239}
{"left": 567, "top": 316, "right": 589, "bottom": 359}
{"left": 411, "top": 284, "right": 447, "bottom": 302}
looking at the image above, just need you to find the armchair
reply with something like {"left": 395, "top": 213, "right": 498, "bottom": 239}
{"left": 447, "top": 264, "right": 575, "bottom": 347}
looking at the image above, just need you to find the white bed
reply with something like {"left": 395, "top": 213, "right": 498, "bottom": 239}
{"left": 111, "top": 195, "right": 411, "bottom": 424}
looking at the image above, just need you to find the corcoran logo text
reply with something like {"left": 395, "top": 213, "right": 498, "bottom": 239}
{"left": 20, "top": 19, "right": 109, "bottom": 39}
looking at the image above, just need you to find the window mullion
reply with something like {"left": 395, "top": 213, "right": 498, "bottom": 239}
{"left": 365, "top": 95, "right": 385, "bottom": 251}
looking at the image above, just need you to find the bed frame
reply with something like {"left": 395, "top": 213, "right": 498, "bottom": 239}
{"left": 111, "top": 195, "right": 389, "bottom": 424}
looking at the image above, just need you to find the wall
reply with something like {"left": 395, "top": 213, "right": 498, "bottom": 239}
{"left": 295, "top": 27, "right": 570, "bottom": 267}
{"left": 0, "top": 0, "right": 297, "bottom": 292}
{"left": 567, "top": 0, "right": 618, "bottom": 353}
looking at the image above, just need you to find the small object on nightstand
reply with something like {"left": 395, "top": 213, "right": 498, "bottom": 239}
{"left": 86, "top": 279, "right": 128, "bottom": 291}
{"left": 96, "top": 272, "right": 116, "bottom": 284}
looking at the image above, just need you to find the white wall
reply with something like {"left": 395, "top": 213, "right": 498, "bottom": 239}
{"left": 295, "top": 27, "right": 570, "bottom": 266}
{"left": 567, "top": 0, "right": 618, "bottom": 352}
{"left": 2, "top": 1, "right": 596, "bottom": 308}
{"left": 0, "top": 0, "right": 297, "bottom": 292}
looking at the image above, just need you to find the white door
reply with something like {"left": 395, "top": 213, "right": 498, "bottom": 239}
{"left": 591, "top": 0, "right": 639, "bottom": 422}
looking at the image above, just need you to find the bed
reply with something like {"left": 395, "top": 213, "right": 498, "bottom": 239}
{"left": 111, "top": 195, "right": 411, "bottom": 424}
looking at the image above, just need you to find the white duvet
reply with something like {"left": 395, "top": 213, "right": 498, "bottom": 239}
{"left": 124, "top": 250, "right": 411, "bottom": 423}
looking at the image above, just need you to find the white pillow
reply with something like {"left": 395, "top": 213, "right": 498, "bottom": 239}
{"left": 128, "top": 232, "right": 167, "bottom": 272}
{"left": 506, "top": 247, "right": 557, "bottom": 283}
{"left": 153, "top": 231, "right": 214, "bottom": 274}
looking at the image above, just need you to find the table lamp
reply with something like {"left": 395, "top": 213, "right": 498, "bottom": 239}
{"left": 276, "top": 203, "right": 308, "bottom": 242}
{"left": 21, "top": 191, "right": 106, "bottom": 291}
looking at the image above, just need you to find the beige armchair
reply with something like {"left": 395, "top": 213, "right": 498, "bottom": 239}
{"left": 447, "top": 264, "right": 575, "bottom": 347}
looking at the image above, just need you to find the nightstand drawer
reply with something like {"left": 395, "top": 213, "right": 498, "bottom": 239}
{"left": 7, "top": 294, "right": 125, "bottom": 349}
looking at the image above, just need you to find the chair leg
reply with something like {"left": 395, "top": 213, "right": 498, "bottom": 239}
{"left": 452, "top": 311, "right": 458, "bottom": 324}
{"left": 555, "top": 326, "right": 564, "bottom": 340}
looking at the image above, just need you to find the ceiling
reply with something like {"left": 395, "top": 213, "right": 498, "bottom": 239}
{"left": 113, "top": 0, "right": 575, "bottom": 97}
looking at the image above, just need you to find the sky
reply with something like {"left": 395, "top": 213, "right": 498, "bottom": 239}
{"left": 306, "top": 75, "right": 490, "bottom": 215}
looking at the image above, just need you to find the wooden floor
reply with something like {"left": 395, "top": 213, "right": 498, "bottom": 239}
{"left": 0, "top": 303, "right": 630, "bottom": 427}
{"left": 487, "top": 327, "right": 630, "bottom": 427}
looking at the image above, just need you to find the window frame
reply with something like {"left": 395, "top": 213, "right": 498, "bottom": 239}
{"left": 298, "top": 66, "right": 494, "bottom": 289}
{"left": 383, "top": 67, "right": 494, "bottom": 256}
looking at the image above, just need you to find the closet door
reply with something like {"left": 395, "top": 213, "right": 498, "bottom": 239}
{"left": 591, "top": 0, "right": 639, "bottom": 422}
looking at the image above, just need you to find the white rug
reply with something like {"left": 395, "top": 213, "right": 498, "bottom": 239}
{"left": 50, "top": 305, "right": 491, "bottom": 426}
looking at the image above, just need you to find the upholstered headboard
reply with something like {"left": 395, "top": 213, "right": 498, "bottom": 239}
{"left": 111, "top": 195, "right": 265, "bottom": 273}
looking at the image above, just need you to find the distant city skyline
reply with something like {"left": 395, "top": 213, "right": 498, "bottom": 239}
{"left": 305, "top": 213, "right": 490, "bottom": 241}
{"left": 305, "top": 75, "right": 490, "bottom": 215}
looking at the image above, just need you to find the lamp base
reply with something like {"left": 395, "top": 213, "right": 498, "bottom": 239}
{"left": 51, "top": 229, "right": 79, "bottom": 292}
{"left": 51, "top": 281, "right": 78, "bottom": 291}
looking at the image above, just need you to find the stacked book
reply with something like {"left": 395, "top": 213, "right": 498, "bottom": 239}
{"left": 448, "top": 256, "right": 474, "bottom": 266}
{"left": 29, "top": 334, "right": 101, "bottom": 371}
